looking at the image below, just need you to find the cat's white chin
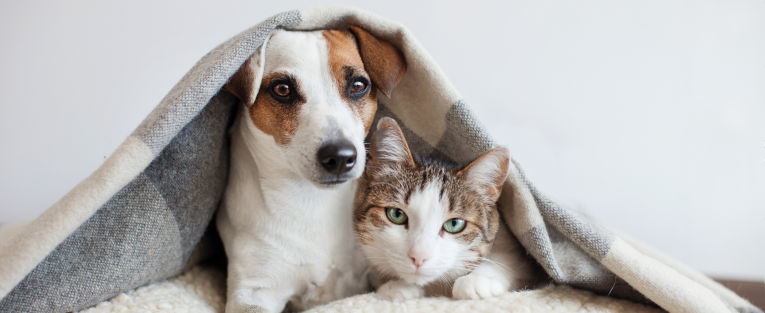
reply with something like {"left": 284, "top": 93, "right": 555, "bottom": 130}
{"left": 400, "top": 271, "right": 440, "bottom": 286}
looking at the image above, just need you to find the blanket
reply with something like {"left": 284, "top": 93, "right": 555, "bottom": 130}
{"left": 0, "top": 5, "right": 759, "bottom": 313}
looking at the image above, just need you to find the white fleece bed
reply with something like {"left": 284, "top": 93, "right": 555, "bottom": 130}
{"left": 79, "top": 266, "right": 663, "bottom": 313}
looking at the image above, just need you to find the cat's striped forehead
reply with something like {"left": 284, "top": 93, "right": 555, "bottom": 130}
{"left": 354, "top": 156, "right": 499, "bottom": 248}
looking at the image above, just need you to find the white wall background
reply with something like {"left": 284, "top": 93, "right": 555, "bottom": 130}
{"left": 1, "top": 0, "right": 763, "bottom": 280}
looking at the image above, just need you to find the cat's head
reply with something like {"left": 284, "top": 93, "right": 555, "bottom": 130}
{"left": 355, "top": 117, "right": 510, "bottom": 286}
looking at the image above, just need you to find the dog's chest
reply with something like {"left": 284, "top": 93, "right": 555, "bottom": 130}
{"left": 267, "top": 183, "right": 370, "bottom": 309}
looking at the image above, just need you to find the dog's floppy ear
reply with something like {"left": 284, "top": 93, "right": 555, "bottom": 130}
{"left": 347, "top": 26, "right": 407, "bottom": 98}
{"left": 224, "top": 39, "right": 269, "bottom": 107}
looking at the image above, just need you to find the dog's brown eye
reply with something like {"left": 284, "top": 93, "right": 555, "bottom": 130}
{"left": 273, "top": 83, "right": 290, "bottom": 97}
{"left": 351, "top": 81, "right": 366, "bottom": 94}
{"left": 347, "top": 77, "right": 370, "bottom": 100}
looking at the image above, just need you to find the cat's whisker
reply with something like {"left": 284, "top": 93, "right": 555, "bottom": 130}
{"left": 435, "top": 275, "right": 454, "bottom": 290}
{"left": 477, "top": 257, "right": 513, "bottom": 271}
{"left": 477, "top": 257, "right": 518, "bottom": 276}
{"left": 362, "top": 245, "right": 388, "bottom": 254}
{"left": 374, "top": 266, "right": 400, "bottom": 280}
{"left": 363, "top": 256, "right": 393, "bottom": 260}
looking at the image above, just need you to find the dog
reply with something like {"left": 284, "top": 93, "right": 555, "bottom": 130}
{"left": 216, "top": 26, "right": 407, "bottom": 313}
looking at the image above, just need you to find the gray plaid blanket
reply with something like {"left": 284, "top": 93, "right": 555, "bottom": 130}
{"left": 0, "top": 6, "right": 759, "bottom": 313}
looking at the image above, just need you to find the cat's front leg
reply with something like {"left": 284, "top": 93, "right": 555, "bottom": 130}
{"left": 452, "top": 225, "right": 533, "bottom": 300}
{"left": 452, "top": 263, "right": 509, "bottom": 300}
{"left": 376, "top": 279, "right": 424, "bottom": 301}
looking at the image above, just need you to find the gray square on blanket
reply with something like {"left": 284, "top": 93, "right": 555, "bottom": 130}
{"left": 0, "top": 92, "right": 237, "bottom": 312}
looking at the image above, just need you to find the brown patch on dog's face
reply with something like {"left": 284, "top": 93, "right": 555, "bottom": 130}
{"left": 347, "top": 26, "right": 408, "bottom": 99}
{"left": 323, "top": 29, "right": 378, "bottom": 132}
{"left": 249, "top": 71, "right": 305, "bottom": 145}
{"left": 227, "top": 28, "right": 405, "bottom": 151}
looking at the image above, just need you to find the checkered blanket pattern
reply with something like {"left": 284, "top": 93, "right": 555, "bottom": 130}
{"left": 0, "top": 6, "right": 759, "bottom": 313}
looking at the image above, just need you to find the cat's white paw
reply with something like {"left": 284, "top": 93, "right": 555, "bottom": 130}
{"left": 452, "top": 273, "right": 507, "bottom": 300}
{"left": 376, "top": 280, "right": 424, "bottom": 301}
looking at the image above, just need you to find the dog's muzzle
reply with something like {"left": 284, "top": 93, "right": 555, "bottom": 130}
{"left": 317, "top": 140, "right": 357, "bottom": 178}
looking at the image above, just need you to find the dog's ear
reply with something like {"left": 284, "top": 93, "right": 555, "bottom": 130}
{"left": 347, "top": 26, "right": 407, "bottom": 98}
{"left": 369, "top": 117, "right": 415, "bottom": 171}
{"left": 457, "top": 147, "right": 511, "bottom": 202}
{"left": 224, "top": 40, "right": 268, "bottom": 106}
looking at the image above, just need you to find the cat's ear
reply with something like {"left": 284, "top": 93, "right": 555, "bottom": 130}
{"left": 458, "top": 147, "right": 511, "bottom": 202}
{"left": 369, "top": 117, "right": 415, "bottom": 169}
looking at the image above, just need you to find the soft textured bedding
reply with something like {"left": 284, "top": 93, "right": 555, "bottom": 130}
{"left": 79, "top": 265, "right": 665, "bottom": 313}
{"left": 0, "top": 5, "right": 760, "bottom": 313}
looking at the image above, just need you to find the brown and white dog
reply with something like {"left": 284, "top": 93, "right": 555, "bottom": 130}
{"left": 215, "top": 26, "right": 406, "bottom": 313}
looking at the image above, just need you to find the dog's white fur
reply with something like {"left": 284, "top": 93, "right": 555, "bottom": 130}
{"left": 216, "top": 30, "right": 374, "bottom": 313}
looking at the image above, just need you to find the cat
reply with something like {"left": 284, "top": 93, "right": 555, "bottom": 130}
{"left": 354, "top": 117, "right": 537, "bottom": 300}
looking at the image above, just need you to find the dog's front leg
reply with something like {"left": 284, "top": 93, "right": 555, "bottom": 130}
{"left": 225, "top": 251, "right": 298, "bottom": 313}
{"left": 226, "top": 280, "right": 293, "bottom": 313}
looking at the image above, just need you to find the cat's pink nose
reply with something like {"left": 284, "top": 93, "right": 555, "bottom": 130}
{"left": 409, "top": 256, "right": 427, "bottom": 268}
{"left": 408, "top": 250, "right": 429, "bottom": 268}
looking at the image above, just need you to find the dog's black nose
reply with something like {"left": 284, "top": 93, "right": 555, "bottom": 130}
{"left": 318, "top": 141, "right": 357, "bottom": 175}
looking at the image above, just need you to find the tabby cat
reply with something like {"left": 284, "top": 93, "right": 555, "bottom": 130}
{"left": 354, "top": 117, "right": 536, "bottom": 300}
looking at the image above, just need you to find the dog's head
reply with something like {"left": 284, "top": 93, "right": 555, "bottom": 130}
{"left": 225, "top": 26, "right": 407, "bottom": 188}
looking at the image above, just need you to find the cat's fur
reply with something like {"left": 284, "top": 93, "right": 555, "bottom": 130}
{"left": 354, "top": 117, "right": 537, "bottom": 300}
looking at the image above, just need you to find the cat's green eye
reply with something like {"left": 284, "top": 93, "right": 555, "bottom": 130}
{"left": 386, "top": 208, "right": 408, "bottom": 225}
{"left": 443, "top": 218, "right": 466, "bottom": 233}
